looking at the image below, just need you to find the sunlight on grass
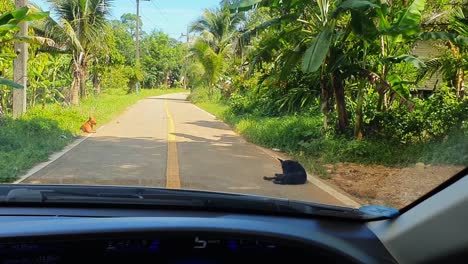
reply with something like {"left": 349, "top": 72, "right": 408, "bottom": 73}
{"left": 195, "top": 98, "right": 468, "bottom": 179}
{"left": 195, "top": 102, "right": 229, "bottom": 118}
{"left": 0, "top": 88, "right": 186, "bottom": 182}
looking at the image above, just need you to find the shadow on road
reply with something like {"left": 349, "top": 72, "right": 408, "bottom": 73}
{"left": 21, "top": 134, "right": 329, "bottom": 204}
{"left": 145, "top": 97, "right": 189, "bottom": 103}
{"left": 173, "top": 132, "right": 239, "bottom": 144}
{"left": 184, "top": 120, "right": 231, "bottom": 131}
{"left": 23, "top": 136, "right": 167, "bottom": 186}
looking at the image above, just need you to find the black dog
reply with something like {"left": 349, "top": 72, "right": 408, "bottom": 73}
{"left": 264, "top": 159, "right": 307, "bottom": 185}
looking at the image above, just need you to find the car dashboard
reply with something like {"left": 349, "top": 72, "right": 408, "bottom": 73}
{"left": 0, "top": 207, "right": 396, "bottom": 264}
{"left": 1, "top": 233, "right": 348, "bottom": 264}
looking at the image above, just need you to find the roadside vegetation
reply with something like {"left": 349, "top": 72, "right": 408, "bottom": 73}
{"left": 0, "top": 0, "right": 187, "bottom": 181}
{"left": 187, "top": 0, "right": 468, "bottom": 178}
{"left": 0, "top": 88, "right": 184, "bottom": 182}
{"left": 0, "top": 0, "right": 466, "bottom": 204}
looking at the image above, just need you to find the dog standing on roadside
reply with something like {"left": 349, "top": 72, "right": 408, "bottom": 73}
{"left": 80, "top": 117, "right": 97, "bottom": 133}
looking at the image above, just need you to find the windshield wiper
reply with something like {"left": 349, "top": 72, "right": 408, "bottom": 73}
{"left": 2, "top": 188, "right": 206, "bottom": 207}
{"left": 0, "top": 186, "right": 386, "bottom": 220}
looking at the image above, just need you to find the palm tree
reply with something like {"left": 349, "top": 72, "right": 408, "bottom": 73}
{"left": 44, "top": 0, "right": 111, "bottom": 104}
{"left": 189, "top": 5, "right": 244, "bottom": 96}
{"left": 190, "top": 40, "right": 225, "bottom": 97}
{"left": 190, "top": 6, "right": 245, "bottom": 55}
{"left": 419, "top": 6, "right": 468, "bottom": 98}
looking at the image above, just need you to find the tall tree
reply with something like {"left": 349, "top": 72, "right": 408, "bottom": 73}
{"left": 190, "top": 5, "right": 245, "bottom": 95}
{"left": 110, "top": 19, "right": 136, "bottom": 66}
{"left": 44, "top": 0, "right": 112, "bottom": 104}
{"left": 190, "top": 5, "right": 245, "bottom": 55}
{"left": 141, "top": 31, "right": 183, "bottom": 87}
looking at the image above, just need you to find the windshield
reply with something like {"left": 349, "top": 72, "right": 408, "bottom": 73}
{"left": 0, "top": 0, "right": 466, "bottom": 211}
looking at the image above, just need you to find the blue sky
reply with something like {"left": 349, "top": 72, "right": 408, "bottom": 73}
{"left": 32, "top": 0, "right": 220, "bottom": 39}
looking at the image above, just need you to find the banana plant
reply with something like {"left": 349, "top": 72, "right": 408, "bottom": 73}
{"left": 233, "top": 0, "right": 381, "bottom": 132}
{"left": 43, "top": 0, "right": 112, "bottom": 104}
{"left": 0, "top": 6, "right": 49, "bottom": 89}
{"left": 28, "top": 53, "right": 67, "bottom": 108}
{"left": 0, "top": 5, "right": 49, "bottom": 118}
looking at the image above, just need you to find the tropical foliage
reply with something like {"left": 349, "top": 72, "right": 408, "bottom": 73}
{"left": 0, "top": 0, "right": 186, "bottom": 115}
{"left": 188, "top": 0, "right": 467, "bottom": 165}
{"left": 0, "top": 0, "right": 466, "bottom": 169}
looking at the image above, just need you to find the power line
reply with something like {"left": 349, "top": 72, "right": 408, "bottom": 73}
{"left": 150, "top": 0, "right": 171, "bottom": 24}
{"left": 128, "top": 0, "right": 161, "bottom": 33}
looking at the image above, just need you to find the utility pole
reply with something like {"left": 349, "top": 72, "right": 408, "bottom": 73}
{"left": 134, "top": 0, "right": 149, "bottom": 93}
{"left": 13, "top": 0, "right": 28, "bottom": 118}
{"left": 135, "top": 0, "right": 141, "bottom": 94}
{"left": 181, "top": 27, "right": 190, "bottom": 89}
{"left": 135, "top": 0, "right": 140, "bottom": 63}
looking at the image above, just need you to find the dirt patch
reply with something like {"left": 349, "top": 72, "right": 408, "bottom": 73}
{"left": 325, "top": 163, "right": 465, "bottom": 208}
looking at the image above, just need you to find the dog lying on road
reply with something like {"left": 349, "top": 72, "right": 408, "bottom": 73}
{"left": 264, "top": 158, "right": 307, "bottom": 185}
{"left": 80, "top": 117, "right": 97, "bottom": 133}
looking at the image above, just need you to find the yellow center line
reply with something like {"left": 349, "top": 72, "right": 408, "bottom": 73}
{"left": 165, "top": 101, "right": 181, "bottom": 189}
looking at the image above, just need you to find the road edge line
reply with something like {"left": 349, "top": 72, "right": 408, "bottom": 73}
{"left": 191, "top": 100, "right": 361, "bottom": 208}
{"left": 13, "top": 133, "right": 94, "bottom": 184}
{"left": 256, "top": 146, "right": 361, "bottom": 208}
{"left": 192, "top": 104, "right": 216, "bottom": 119}
{"left": 13, "top": 93, "right": 185, "bottom": 184}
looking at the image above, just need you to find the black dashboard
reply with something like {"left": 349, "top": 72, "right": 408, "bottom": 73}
{"left": 0, "top": 207, "right": 397, "bottom": 264}
{"left": 1, "top": 234, "right": 348, "bottom": 264}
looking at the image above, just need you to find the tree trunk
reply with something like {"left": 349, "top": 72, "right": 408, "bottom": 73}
{"left": 354, "top": 80, "right": 365, "bottom": 140}
{"left": 70, "top": 78, "right": 80, "bottom": 105}
{"left": 377, "top": 65, "right": 387, "bottom": 112}
{"left": 70, "top": 64, "right": 80, "bottom": 105}
{"left": 93, "top": 74, "right": 101, "bottom": 95}
{"left": 320, "top": 74, "right": 329, "bottom": 131}
{"left": 0, "top": 102, "right": 4, "bottom": 120}
{"left": 165, "top": 72, "right": 170, "bottom": 87}
{"left": 377, "top": 79, "right": 389, "bottom": 112}
{"left": 80, "top": 65, "right": 87, "bottom": 98}
{"left": 378, "top": 36, "right": 387, "bottom": 112}
{"left": 377, "top": 91, "right": 384, "bottom": 111}
{"left": 456, "top": 68, "right": 464, "bottom": 99}
{"left": 331, "top": 73, "right": 349, "bottom": 132}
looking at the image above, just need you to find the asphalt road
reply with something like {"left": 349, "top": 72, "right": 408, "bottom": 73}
{"left": 21, "top": 93, "right": 351, "bottom": 207}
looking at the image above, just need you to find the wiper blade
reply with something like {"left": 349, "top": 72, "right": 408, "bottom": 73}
{"left": 3, "top": 188, "right": 205, "bottom": 207}
{"left": 1, "top": 187, "right": 381, "bottom": 220}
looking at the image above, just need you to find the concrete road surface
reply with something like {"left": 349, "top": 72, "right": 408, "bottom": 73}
{"left": 20, "top": 93, "right": 355, "bottom": 207}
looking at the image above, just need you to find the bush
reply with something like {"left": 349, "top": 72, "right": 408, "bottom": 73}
{"left": 367, "top": 86, "right": 468, "bottom": 143}
{"left": 188, "top": 87, "right": 224, "bottom": 104}
{"left": 234, "top": 114, "right": 323, "bottom": 152}
{"left": 190, "top": 73, "right": 467, "bottom": 171}
{"left": 228, "top": 93, "right": 250, "bottom": 114}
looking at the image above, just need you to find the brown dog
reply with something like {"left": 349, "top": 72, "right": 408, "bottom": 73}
{"left": 80, "top": 117, "right": 97, "bottom": 133}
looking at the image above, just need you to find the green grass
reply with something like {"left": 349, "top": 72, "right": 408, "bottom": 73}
{"left": 195, "top": 102, "right": 229, "bottom": 119}
{"left": 0, "top": 88, "right": 186, "bottom": 182}
{"left": 195, "top": 99, "right": 468, "bottom": 177}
